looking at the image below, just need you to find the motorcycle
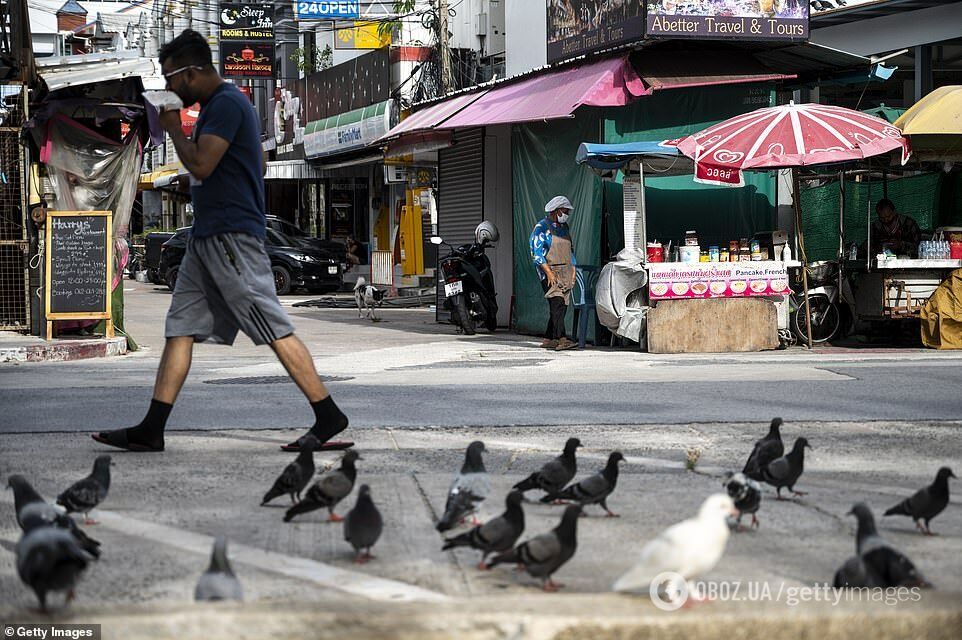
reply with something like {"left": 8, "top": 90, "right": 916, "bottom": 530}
{"left": 788, "top": 260, "right": 847, "bottom": 344}
{"left": 432, "top": 221, "right": 500, "bottom": 335}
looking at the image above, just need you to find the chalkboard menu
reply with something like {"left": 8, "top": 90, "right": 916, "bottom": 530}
{"left": 45, "top": 211, "right": 113, "bottom": 321}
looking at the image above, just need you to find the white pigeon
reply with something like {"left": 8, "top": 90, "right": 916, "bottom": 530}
{"left": 613, "top": 494, "right": 737, "bottom": 599}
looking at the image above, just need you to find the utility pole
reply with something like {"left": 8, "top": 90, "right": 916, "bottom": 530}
{"left": 438, "top": 0, "right": 452, "bottom": 95}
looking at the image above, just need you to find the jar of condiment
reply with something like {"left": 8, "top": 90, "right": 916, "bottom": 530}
{"left": 720, "top": 248, "right": 730, "bottom": 262}
{"left": 708, "top": 245, "right": 720, "bottom": 262}
{"left": 729, "top": 240, "right": 740, "bottom": 254}
{"left": 685, "top": 230, "right": 699, "bottom": 246}
{"left": 699, "top": 250, "right": 710, "bottom": 262}
{"left": 739, "top": 247, "right": 751, "bottom": 261}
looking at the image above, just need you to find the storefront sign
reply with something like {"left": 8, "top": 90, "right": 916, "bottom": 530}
{"left": 220, "top": 41, "right": 274, "bottom": 78}
{"left": 647, "top": 261, "right": 789, "bottom": 300}
{"left": 295, "top": 1, "right": 360, "bottom": 20}
{"left": 645, "top": 1, "right": 809, "bottom": 41}
{"left": 219, "top": 2, "right": 275, "bottom": 39}
{"left": 546, "top": 0, "right": 646, "bottom": 65}
{"left": 303, "top": 99, "right": 397, "bottom": 159}
{"left": 335, "top": 20, "right": 392, "bottom": 49}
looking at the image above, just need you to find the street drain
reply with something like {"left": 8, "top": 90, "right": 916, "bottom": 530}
{"left": 204, "top": 375, "right": 354, "bottom": 385}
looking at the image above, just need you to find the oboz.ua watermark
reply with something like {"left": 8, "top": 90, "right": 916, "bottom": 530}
{"left": 648, "top": 572, "right": 924, "bottom": 611}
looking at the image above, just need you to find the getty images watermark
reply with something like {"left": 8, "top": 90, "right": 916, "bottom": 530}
{"left": 648, "top": 572, "right": 923, "bottom": 611}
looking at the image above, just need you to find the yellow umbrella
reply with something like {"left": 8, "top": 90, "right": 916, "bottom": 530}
{"left": 895, "top": 86, "right": 962, "bottom": 161}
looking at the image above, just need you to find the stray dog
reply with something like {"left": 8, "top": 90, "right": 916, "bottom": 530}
{"left": 354, "top": 277, "right": 386, "bottom": 320}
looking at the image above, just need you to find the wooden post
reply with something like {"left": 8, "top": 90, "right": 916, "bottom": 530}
{"left": 793, "top": 169, "right": 814, "bottom": 349}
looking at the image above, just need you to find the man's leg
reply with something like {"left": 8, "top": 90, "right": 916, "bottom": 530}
{"left": 272, "top": 334, "right": 349, "bottom": 450}
{"left": 92, "top": 336, "right": 194, "bottom": 451}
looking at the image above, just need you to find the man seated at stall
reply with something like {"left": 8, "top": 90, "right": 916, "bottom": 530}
{"left": 870, "top": 198, "right": 921, "bottom": 258}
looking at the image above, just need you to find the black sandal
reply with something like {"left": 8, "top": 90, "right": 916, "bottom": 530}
{"left": 280, "top": 434, "right": 353, "bottom": 452}
{"left": 91, "top": 430, "right": 164, "bottom": 452}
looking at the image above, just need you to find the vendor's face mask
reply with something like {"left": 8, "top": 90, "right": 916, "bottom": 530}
{"left": 556, "top": 210, "right": 570, "bottom": 224}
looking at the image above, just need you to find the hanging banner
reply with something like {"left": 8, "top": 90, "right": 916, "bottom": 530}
{"left": 645, "top": 1, "right": 809, "bottom": 41}
{"left": 295, "top": 1, "right": 361, "bottom": 20}
{"left": 219, "top": 2, "right": 275, "bottom": 79}
{"left": 647, "top": 261, "right": 789, "bottom": 300}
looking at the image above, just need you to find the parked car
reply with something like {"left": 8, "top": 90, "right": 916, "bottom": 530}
{"left": 160, "top": 227, "right": 342, "bottom": 295}
{"left": 144, "top": 231, "right": 175, "bottom": 284}
{"left": 266, "top": 215, "right": 348, "bottom": 264}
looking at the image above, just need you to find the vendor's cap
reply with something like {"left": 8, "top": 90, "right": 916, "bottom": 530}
{"left": 545, "top": 196, "right": 573, "bottom": 213}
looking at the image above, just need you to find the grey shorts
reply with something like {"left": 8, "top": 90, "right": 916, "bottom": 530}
{"left": 165, "top": 232, "right": 296, "bottom": 346}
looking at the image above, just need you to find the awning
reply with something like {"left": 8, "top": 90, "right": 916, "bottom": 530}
{"left": 629, "top": 50, "right": 796, "bottom": 91}
{"left": 575, "top": 142, "right": 692, "bottom": 176}
{"left": 379, "top": 55, "right": 646, "bottom": 145}
{"left": 303, "top": 99, "right": 397, "bottom": 160}
{"left": 36, "top": 51, "right": 162, "bottom": 92}
{"left": 265, "top": 160, "right": 324, "bottom": 180}
{"left": 138, "top": 163, "right": 182, "bottom": 190}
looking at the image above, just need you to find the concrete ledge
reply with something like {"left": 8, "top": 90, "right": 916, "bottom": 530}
{"left": 4, "top": 593, "right": 960, "bottom": 640}
{"left": 0, "top": 335, "right": 128, "bottom": 364}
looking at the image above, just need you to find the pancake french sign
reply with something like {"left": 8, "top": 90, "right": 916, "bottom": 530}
{"left": 294, "top": 1, "right": 360, "bottom": 20}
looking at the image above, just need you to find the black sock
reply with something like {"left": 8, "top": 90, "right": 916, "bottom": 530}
{"left": 127, "top": 399, "right": 172, "bottom": 444}
{"left": 308, "top": 396, "right": 348, "bottom": 442}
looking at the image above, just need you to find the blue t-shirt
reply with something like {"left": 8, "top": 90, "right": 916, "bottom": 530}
{"left": 189, "top": 83, "right": 265, "bottom": 240}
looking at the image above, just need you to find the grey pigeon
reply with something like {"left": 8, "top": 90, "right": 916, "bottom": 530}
{"left": 513, "top": 438, "right": 582, "bottom": 499}
{"left": 835, "top": 503, "right": 931, "bottom": 589}
{"left": 437, "top": 441, "right": 491, "bottom": 532}
{"left": 344, "top": 484, "right": 383, "bottom": 563}
{"left": 742, "top": 418, "right": 784, "bottom": 481}
{"left": 487, "top": 504, "right": 581, "bottom": 591}
{"left": 9, "top": 475, "right": 101, "bottom": 559}
{"left": 442, "top": 490, "right": 526, "bottom": 569}
{"left": 760, "top": 437, "right": 811, "bottom": 499}
{"left": 723, "top": 471, "right": 762, "bottom": 530}
{"left": 884, "top": 467, "right": 955, "bottom": 535}
{"left": 195, "top": 536, "right": 243, "bottom": 601}
{"left": 284, "top": 450, "right": 360, "bottom": 522}
{"left": 56, "top": 455, "right": 111, "bottom": 524}
{"left": 16, "top": 517, "right": 94, "bottom": 611}
{"left": 262, "top": 435, "right": 320, "bottom": 505}
{"left": 544, "top": 451, "right": 625, "bottom": 516}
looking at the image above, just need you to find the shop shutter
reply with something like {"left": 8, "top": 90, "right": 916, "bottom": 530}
{"left": 436, "top": 128, "right": 484, "bottom": 321}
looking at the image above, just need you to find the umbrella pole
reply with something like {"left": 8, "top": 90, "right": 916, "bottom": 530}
{"left": 793, "top": 168, "right": 814, "bottom": 349}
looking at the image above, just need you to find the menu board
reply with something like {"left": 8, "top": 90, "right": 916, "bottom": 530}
{"left": 647, "top": 261, "right": 789, "bottom": 300}
{"left": 45, "top": 211, "right": 112, "bottom": 317}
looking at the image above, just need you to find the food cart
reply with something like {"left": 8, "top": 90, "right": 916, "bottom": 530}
{"left": 576, "top": 141, "right": 797, "bottom": 353}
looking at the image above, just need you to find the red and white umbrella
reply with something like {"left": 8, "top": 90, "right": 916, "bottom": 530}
{"left": 667, "top": 102, "right": 911, "bottom": 187}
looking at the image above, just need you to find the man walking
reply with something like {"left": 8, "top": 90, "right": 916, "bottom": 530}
{"left": 93, "top": 30, "right": 349, "bottom": 452}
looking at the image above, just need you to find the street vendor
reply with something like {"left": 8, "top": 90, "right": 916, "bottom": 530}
{"left": 530, "top": 196, "right": 579, "bottom": 351}
{"left": 870, "top": 198, "right": 921, "bottom": 258}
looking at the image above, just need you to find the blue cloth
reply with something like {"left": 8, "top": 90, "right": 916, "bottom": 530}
{"left": 190, "top": 83, "right": 266, "bottom": 240}
{"left": 529, "top": 216, "right": 577, "bottom": 280}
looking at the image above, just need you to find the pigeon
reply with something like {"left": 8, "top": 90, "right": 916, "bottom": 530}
{"left": 436, "top": 441, "right": 491, "bottom": 532}
{"left": 344, "top": 484, "right": 383, "bottom": 563}
{"left": 722, "top": 472, "right": 762, "bottom": 530}
{"left": 284, "top": 450, "right": 360, "bottom": 522}
{"left": 8, "top": 475, "right": 101, "bottom": 559}
{"left": 261, "top": 435, "right": 320, "bottom": 505}
{"left": 835, "top": 503, "right": 932, "bottom": 589}
{"left": 487, "top": 504, "right": 581, "bottom": 591}
{"left": 884, "top": 466, "right": 956, "bottom": 535}
{"left": 16, "top": 517, "right": 94, "bottom": 611}
{"left": 613, "top": 494, "right": 738, "bottom": 601}
{"left": 195, "top": 536, "right": 244, "bottom": 602}
{"left": 513, "top": 437, "right": 582, "bottom": 499}
{"left": 56, "top": 455, "right": 111, "bottom": 524}
{"left": 442, "top": 490, "right": 526, "bottom": 569}
{"left": 544, "top": 451, "right": 625, "bottom": 516}
{"left": 760, "top": 437, "right": 811, "bottom": 499}
{"left": 742, "top": 418, "right": 784, "bottom": 481}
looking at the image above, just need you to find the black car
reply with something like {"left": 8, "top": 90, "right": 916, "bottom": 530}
{"left": 266, "top": 215, "right": 348, "bottom": 265}
{"left": 144, "top": 231, "right": 175, "bottom": 285}
{"left": 159, "top": 227, "right": 342, "bottom": 295}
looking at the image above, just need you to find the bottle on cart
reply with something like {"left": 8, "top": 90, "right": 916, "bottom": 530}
{"left": 783, "top": 243, "right": 793, "bottom": 263}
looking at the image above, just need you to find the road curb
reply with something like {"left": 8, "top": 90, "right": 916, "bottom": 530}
{"left": 0, "top": 336, "right": 128, "bottom": 364}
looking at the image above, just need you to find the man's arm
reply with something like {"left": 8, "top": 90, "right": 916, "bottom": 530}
{"left": 165, "top": 125, "right": 230, "bottom": 182}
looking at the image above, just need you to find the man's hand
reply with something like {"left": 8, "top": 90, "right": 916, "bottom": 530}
{"left": 158, "top": 108, "right": 182, "bottom": 134}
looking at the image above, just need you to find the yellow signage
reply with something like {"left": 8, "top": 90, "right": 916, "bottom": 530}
{"left": 335, "top": 21, "right": 391, "bottom": 49}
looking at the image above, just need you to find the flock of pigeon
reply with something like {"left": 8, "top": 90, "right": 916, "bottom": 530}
{"left": 6, "top": 418, "right": 956, "bottom": 611}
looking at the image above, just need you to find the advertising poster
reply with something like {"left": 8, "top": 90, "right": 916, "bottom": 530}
{"left": 220, "top": 42, "right": 275, "bottom": 78}
{"left": 219, "top": 3, "right": 275, "bottom": 79}
{"left": 645, "top": 0, "right": 809, "bottom": 41}
{"left": 647, "top": 261, "right": 790, "bottom": 300}
{"left": 546, "top": 0, "right": 646, "bottom": 65}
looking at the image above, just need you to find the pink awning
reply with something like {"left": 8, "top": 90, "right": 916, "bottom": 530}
{"left": 379, "top": 90, "right": 489, "bottom": 141}
{"left": 442, "top": 55, "right": 648, "bottom": 129}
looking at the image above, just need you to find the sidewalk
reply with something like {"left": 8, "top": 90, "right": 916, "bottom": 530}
{"left": 0, "top": 331, "right": 127, "bottom": 364}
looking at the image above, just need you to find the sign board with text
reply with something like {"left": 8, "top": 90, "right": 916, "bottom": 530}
{"left": 45, "top": 211, "right": 114, "bottom": 339}
{"left": 647, "top": 261, "right": 789, "bottom": 300}
{"left": 220, "top": 41, "right": 275, "bottom": 78}
{"left": 219, "top": 3, "right": 275, "bottom": 79}
{"left": 295, "top": 1, "right": 360, "bottom": 20}
{"left": 645, "top": 1, "right": 809, "bottom": 41}
{"left": 219, "top": 2, "right": 275, "bottom": 39}
{"left": 547, "top": 0, "right": 645, "bottom": 65}
{"left": 335, "top": 20, "right": 392, "bottom": 49}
